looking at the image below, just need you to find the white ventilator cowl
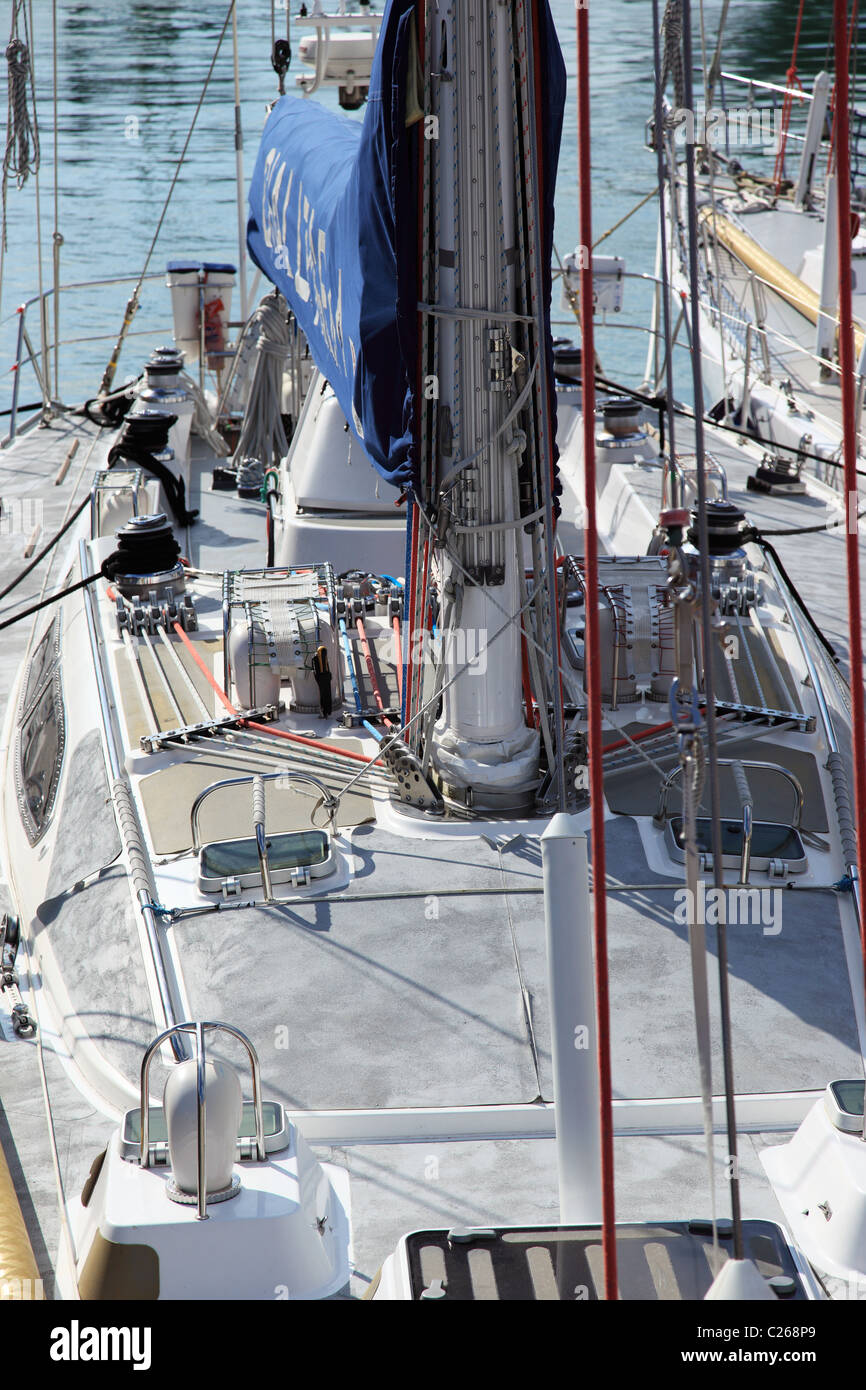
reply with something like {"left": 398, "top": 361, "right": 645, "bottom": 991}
{"left": 163, "top": 1058, "right": 242, "bottom": 1197}
{"left": 704, "top": 1258, "right": 776, "bottom": 1301}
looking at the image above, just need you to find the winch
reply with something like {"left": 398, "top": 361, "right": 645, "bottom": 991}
{"left": 106, "top": 512, "right": 184, "bottom": 597}
{"left": 686, "top": 500, "right": 757, "bottom": 614}
{"left": 134, "top": 347, "right": 195, "bottom": 463}
{"left": 122, "top": 407, "right": 177, "bottom": 467}
{"left": 107, "top": 513, "right": 197, "bottom": 635}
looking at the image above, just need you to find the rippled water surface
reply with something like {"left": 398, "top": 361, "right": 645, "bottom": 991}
{"left": 0, "top": 0, "right": 854, "bottom": 410}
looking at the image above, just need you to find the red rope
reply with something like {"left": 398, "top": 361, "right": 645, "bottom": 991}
{"left": 773, "top": 0, "right": 807, "bottom": 192}
{"left": 576, "top": 0, "right": 618, "bottom": 1301}
{"left": 356, "top": 614, "right": 394, "bottom": 729}
{"left": 602, "top": 719, "right": 673, "bottom": 754}
{"left": 169, "top": 621, "right": 379, "bottom": 767}
{"left": 833, "top": 0, "right": 866, "bottom": 1056}
{"left": 827, "top": 0, "right": 860, "bottom": 175}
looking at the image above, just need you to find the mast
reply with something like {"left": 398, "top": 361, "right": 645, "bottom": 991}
{"left": 424, "top": 0, "right": 560, "bottom": 810}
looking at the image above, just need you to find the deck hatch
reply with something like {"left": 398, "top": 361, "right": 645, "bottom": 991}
{"left": 17, "top": 614, "right": 61, "bottom": 725}
{"left": 198, "top": 828, "right": 332, "bottom": 893}
{"left": 667, "top": 816, "right": 807, "bottom": 872}
{"left": 120, "top": 1099, "right": 289, "bottom": 1162}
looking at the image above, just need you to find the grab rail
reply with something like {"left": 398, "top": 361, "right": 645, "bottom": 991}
{"left": 190, "top": 768, "right": 337, "bottom": 851}
{"left": 654, "top": 757, "right": 805, "bottom": 836}
{"left": 139, "top": 1020, "right": 266, "bottom": 1220}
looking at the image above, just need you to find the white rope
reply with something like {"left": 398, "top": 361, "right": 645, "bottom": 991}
{"left": 180, "top": 371, "right": 231, "bottom": 457}
{"left": 230, "top": 292, "right": 290, "bottom": 469}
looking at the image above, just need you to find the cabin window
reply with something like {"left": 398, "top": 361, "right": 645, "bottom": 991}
{"left": 18, "top": 616, "right": 61, "bottom": 723}
{"left": 16, "top": 619, "right": 65, "bottom": 844}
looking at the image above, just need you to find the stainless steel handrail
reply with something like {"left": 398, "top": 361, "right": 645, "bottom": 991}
{"left": 718, "top": 71, "right": 816, "bottom": 104}
{"left": 190, "top": 768, "right": 336, "bottom": 851}
{"left": 139, "top": 1020, "right": 267, "bottom": 1221}
{"left": 654, "top": 756, "right": 805, "bottom": 834}
{"left": 730, "top": 759, "right": 755, "bottom": 885}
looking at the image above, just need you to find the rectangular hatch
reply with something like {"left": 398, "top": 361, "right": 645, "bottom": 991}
{"left": 198, "top": 828, "right": 333, "bottom": 894}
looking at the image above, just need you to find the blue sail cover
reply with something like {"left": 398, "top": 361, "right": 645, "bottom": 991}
{"left": 247, "top": 0, "right": 566, "bottom": 489}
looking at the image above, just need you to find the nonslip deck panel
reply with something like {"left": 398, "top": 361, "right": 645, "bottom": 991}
{"left": 605, "top": 736, "right": 828, "bottom": 831}
{"left": 336, "top": 1129, "right": 797, "bottom": 1297}
{"left": 178, "top": 819, "right": 860, "bottom": 1111}
{"left": 138, "top": 743, "right": 375, "bottom": 854}
{"left": 113, "top": 637, "right": 224, "bottom": 747}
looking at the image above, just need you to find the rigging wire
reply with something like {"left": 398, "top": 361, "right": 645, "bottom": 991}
{"left": 590, "top": 187, "right": 658, "bottom": 251}
{"left": 830, "top": 0, "right": 866, "bottom": 1141}
{"left": 0, "top": 492, "right": 89, "bottom": 605}
{"left": 773, "top": 0, "right": 807, "bottom": 192}
{"left": 651, "top": 0, "right": 679, "bottom": 492}
{"left": 51, "top": 0, "right": 60, "bottom": 397}
{"left": 576, "top": 0, "right": 618, "bottom": 1302}
{"left": 592, "top": 368, "right": 866, "bottom": 482}
{"left": 681, "top": 0, "right": 744, "bottom": 1262}
{"left": 0, "top": 0, "right": 39, "bottom": 328}
{"left": 97, "top": 0, "right": 236, "bottom": 396}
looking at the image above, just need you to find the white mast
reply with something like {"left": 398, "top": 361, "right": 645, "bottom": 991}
{"left": 427, "top": 0, "right": 543, "bottom": 809}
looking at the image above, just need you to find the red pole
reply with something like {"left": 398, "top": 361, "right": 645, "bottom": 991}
{"left": 575, "top": 0, "right": 618, "bottom": 1300}
{"left": 833, "top": 0, "right": 866, "bottom": 1069}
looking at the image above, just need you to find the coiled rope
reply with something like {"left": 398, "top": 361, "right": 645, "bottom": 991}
{"left": 2, "top": 3, "right": 39, "bottom": 242}
{"left": 1, "top": 0, "right": 40, "bottom": 334}
{"left": 659, "top": 0, "right": 686, "bottom": 113}
{"left": 230, "top": 292, "right": 290, "bottom": 472}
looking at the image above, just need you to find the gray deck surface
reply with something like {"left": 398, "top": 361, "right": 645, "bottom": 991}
{"left": 177, "top": 816, "right": 859, "bottom": 1115}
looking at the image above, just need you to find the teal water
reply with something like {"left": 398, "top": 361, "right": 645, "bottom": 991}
{"left": 0, "top": 1, "right": 852, "bottom": 412}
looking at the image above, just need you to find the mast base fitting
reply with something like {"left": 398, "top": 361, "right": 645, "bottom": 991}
{"left": 438, "top": 779, "right": 538, "bottom": 816}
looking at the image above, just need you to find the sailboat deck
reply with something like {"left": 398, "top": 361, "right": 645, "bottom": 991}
{"left": 1, "top": 411, "right": 864, "bottom": 1298}
{"left": 610, "top": 411, "right": 866, "bottom": 681}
